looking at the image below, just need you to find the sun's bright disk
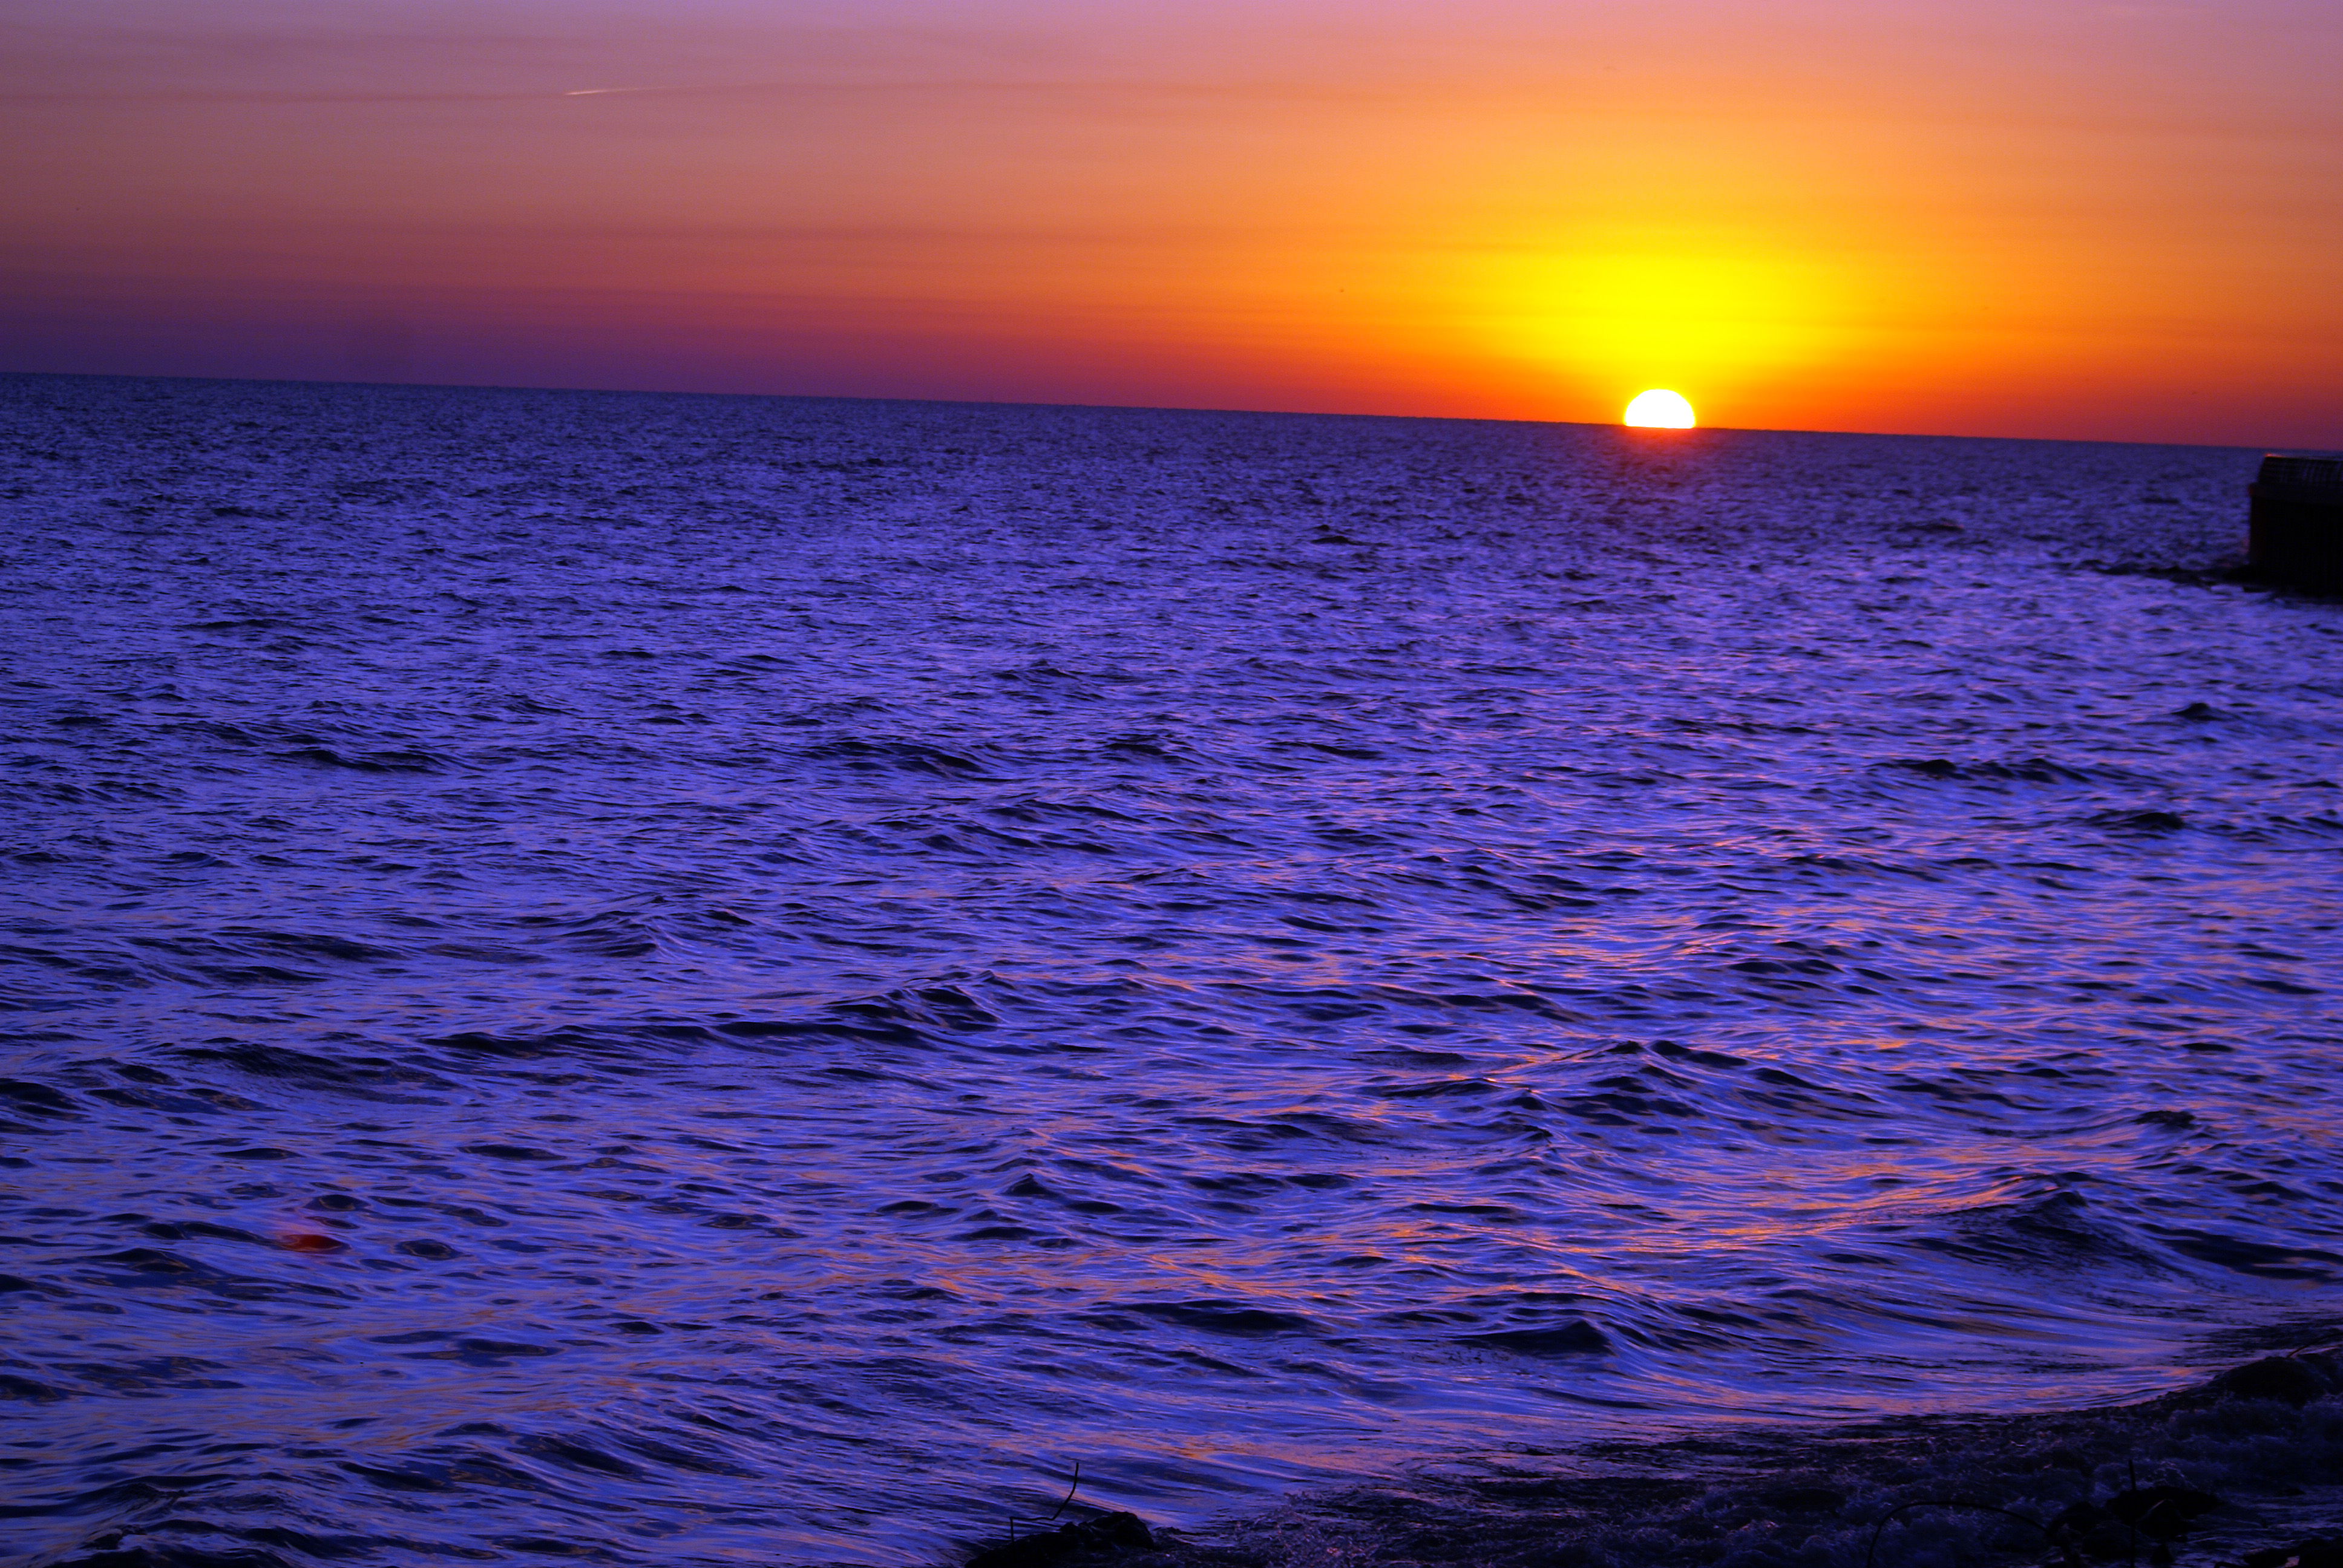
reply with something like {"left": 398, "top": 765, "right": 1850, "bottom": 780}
{"left": 1624, "top": 390, "right": 1696, "bottom": 428}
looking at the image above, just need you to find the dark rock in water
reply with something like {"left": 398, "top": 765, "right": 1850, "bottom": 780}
{"left": 2048, "top": 1489, "right": 2223, "bottom": 1560}
{"left": 966, "top": 1511, "right": 1155, "bottom": 1568}
{"left": 2209, "top": 1355, "right": 2330, "bottom": 1406}
{"left": 2243, "top": 1540, "right": 2343, "bottom": 1568}
{"left": 2052, "top": 1501, "right": 2140, "bottom": 1561}
{"left": 2027, "top": 1445, "right": 2092, "bottom": 1473}
{"left": 2103, "top": 1485, "right": 2222, "bottom": 1538}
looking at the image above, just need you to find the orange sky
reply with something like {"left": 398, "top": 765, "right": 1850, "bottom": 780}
{"left": 3, "top": 0, "right": 2338, "bottom": 443}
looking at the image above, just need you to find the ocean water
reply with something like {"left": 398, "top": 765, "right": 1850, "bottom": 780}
{"left": 1, "top": 374, "right": 2338, "bottom": 1567}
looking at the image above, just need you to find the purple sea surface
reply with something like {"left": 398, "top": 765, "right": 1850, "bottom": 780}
{"left": 1, "top": 374, "right": 2337, "bottom": 1566}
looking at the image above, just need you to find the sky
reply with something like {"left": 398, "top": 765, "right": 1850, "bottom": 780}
{"left": 2, "top": 0, "right": 2338, "bottom": 444}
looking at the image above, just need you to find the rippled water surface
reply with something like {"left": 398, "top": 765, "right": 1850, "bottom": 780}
{"left": 2, "top": 374, "right": 2339, "bottom": 1566}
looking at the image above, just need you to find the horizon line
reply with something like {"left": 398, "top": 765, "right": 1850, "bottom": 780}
{"left": 0, "top": 367, "right": 2289, "bottom": 454}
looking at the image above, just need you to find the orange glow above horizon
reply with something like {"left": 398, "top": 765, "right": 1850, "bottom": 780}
{"left": 1, "top": 0, "right": 2337, "bottom": 445}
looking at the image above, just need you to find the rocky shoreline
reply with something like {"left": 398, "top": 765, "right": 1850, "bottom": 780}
{"left": 962, "top": 1340, "right": 2343, "bottom": 1568}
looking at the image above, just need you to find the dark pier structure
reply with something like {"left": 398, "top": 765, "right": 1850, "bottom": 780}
{"left": 2249, "top": 452, "right": 2343, "bottom": 591}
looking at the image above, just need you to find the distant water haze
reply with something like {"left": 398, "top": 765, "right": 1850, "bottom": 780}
{"left": 1, "top": 374, "right": 2338, "bottom": 1566}
{"left": 2, "top": 0, "right": 2339, "bottom": 443}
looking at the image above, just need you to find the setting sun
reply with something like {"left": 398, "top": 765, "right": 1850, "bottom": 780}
{"left": 1624, "top": 390, "right": 1696, "bottom": 428}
